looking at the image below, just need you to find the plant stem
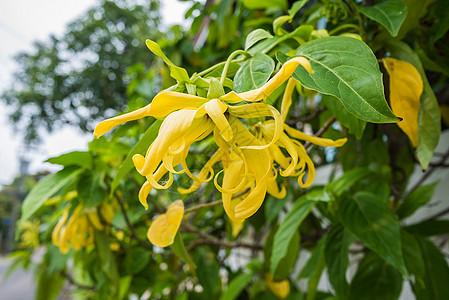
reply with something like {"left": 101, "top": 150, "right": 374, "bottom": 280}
{"left": 220, "top": 50, "right": 247, "bottom": 85}
{"left": 184, "top": 200, "right": 222, "bottom": 215}
{"left": 304, "top": 116, "right": 337, "bottom": 150}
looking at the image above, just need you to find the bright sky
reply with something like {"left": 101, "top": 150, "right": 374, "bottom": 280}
{"left": 0, "top": 0, "right": 190, "bottom": 186}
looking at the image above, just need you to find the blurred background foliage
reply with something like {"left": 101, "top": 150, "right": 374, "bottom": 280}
{"left": 1, "top": 0, "right": 449, "bottom": 300}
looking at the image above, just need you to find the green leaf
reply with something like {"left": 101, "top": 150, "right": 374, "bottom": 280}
{"left": 145, "top": 39, "right": 190, "bottom": 82}
{"left": 170, "top": 232, "right": 196, "bottom": 268}
{"left": 325, "top": 225, "right": 349, "bottom": 299}
{"left": 207, "top": 77, "right": 225, "bottom": 99}
{"left": 405, "top": 220, "right": 449, "bottom": 236}
{"left": 95, "top": 231, "right": 119, "bottom": 283}
{"left": 357, "top": 0, "right": 407, "bottom": 37}
{"left": 397, "top": 0, "right": 430, "bottom": 39}
{"left": 46, "top": 151, "right": 92, "bottom": 169}
{"left": 20, "top": 166, "right": 83, "bottom": 224}
{"left": 233, "top": 53, "right": 275, "bottom": 93}
{"left": 299, "top": 236, "right": 326, "bottom": 279}
{"left": 338, "top": 192, "right": 407, "bottom": 276}
{"left": 273, "top": 231, "right": 300, "bottom": 281}
{"left": 220, "top": 272, "right": 253, "bottom": 300}
{"left": 289, "top": 0, "right": 308, "bottom": 17}
{"left": 245, "top": 29, "right": 273, "bottom": 51}
{"left": 270, "top": 197, "right": 317, "bottom": 276}
{"left": 35, "top": 267, "right": 65, "bottom": 300}
{"left": 265, "top": 195, "right": 289, "bottom": 223}
{"left": 327, "top": 167, "right": 372, "bottom": 197}
{"left": 243, "top": 0, "right": 287, "bottom": 10}
{"left": 124, "top": 247, "right": 150, "bottom": 275}
{"left": 77, "top": 171, "right": 105, "bottom": 208}
{"left": 397, "top": 182, "right": 438, "bottom": 219}
{"left": 194, "top": 247, "right": 221, "bottom": 296}
{"left": 282, "top": 37, "right": 399, "bottom": 123}
{"left": 349, "top": 252, "right": 403, "bottom": 300}
{"left": 110, "top": 120, "right": 162, "bottom": 195}
{"left": 382, "top": 39, "right": 441, "bottom": 169}
{"left": 401, "top": 231, "right": 425, "bottom": 283}
{"left": 322, "top": 95, "right": 366, "bottom": 139}
{"left": 413, "top": 236, "right": 449, "bottom": 300}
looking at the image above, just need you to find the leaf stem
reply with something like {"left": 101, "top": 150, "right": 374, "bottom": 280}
{"left": 220, "top": 50, "right": 247, "bottom": 85}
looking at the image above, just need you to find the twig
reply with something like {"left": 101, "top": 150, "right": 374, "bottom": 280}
{"left": 115, "top": 194, "right": 152, "bottom": 248}
{"left": 184, "top": 200, "right": 222, "bottom": 214}
{"left": 61, "top": 270, "right": 96, "bottom": 291}
{"left": 421, "top": 206, "right": 449, "bottom": 222}
{"left": 182, "top": 223, "right": 262, "bottom": 251}
{"left": 304, "top": 116, "right": 337, "bottom": 150}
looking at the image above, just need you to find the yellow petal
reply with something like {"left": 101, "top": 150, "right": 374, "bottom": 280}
{"left": 93, "top": 104, "right": 151, "bottom": 139}
{"left": 294, "top": 140, "right": 315, "bottom": 188}
{"left": 133, "top": 109, "right": 197, "bottom": 176}
{"left": 231, "top": 220, "right": 244, "bottom": 237}
{"left": 228, "top": 103, "right": 283, "bottom": 150}
{"left": 265, "top": 273, "right": 290, "bottom": 299}
{"left": 52, "top": 206, "right": 70, "bottom": 246}
{"left": 220, "top": 57, "right": 312, "bottom": 103}
{"left": 281, "top": 78, "right": 297, "bottom": 122}
{"left": 149, "top": 91, "right": 208, "bottom": 118}
{"left": 203, "top": 99, "right": 233, "bottom": 141}
{"left": 284, "top": 124, "right": 347, "bottom": 147}
{"left": 382, "top": 58, "right": 422, "bottom": 147}
{"left": 147, "top": 200, "right": 184, "bottom": 247}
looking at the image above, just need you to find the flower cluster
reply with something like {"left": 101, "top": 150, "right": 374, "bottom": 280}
{"left": 52, "top": 202, "right": 115, "bottom": 253}
{"left": 94, "top": 52, "right": 346, "bottom": 246}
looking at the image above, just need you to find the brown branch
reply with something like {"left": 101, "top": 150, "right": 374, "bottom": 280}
{"left": 115, "top": 194, "right": 152, "bottom": 248}
{"left": 181, "top": 223, "right": 262, "bottom": 251}
{"left": 304, "top": 116, "right": 337, "bottom": 150}
{"left": 286, "top": 107, "right": 328, "bottom": 125}
{"left": 184, "top": 200, "right": 222, "bottom": 215}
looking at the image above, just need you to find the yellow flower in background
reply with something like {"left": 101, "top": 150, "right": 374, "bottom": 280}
{"left": 147, "top": 200, "right": 184, "bottom": 247}
{"left": 264, "top": 273, "right": 290, "bottom": 299}
{"left": 52, "top": 202, "right": 115, "bottom": 254}
{"left": 93, "top": 57, "right": 313, "bottom": 217}
{"left": 20, "top": 220, "right": 40, "bottom": 249}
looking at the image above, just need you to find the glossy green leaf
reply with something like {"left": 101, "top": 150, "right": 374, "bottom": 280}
{"left": 78, "top": 171, "right": 105, "bottom": 208}
{"left": 46, "top": 151, "right": 92, "bottom": 169}
{"left": 233, "top": 53, "right": 275, "bottom": 93}
{"left": 243, "top": 0, "right": 287, "bottom": 10}
{"left": 413, "top": 237, "right": 449, "bottom": 300}
{"left": 322, "top": 95, "right": 366, "bottom": 139}
{"left": 220, "top": 272, "right": 253, "bottom": 300}
{"left": 349, "top": 253, "right": 403, "bottom": 300}
{"left": 35, "top": 266, "right": 65, "bottom": 300}
{"left": 397, "top": 0, "right": 430, "bottom": 39}
{"left": 382, "top": 39, "right": 441, "bottom": 169}
{"left": 405, "top": 220, "right": 449, "bottom": 236}
{"left": 145, "top": 39, "right": 190, "bottom": 82}
{"left": 401, "top": 231, "right": 425, "bottom": 284}
{"left": 327, "top": 167, "right": 372, "bottom": 197}
{"left": 325, "top": 225, "right": 349, "bottom": 299}
{"left": 110, "top": 120, "right": 162, "bottom": 195}
{"left": 283, "top": 37, "right": 399, "bottom": 123}
{"left": 194, "top": 247, "right": 221, "bottom": 296}
{"left": 299, "top": 235, "right": 326, "bottom": 279}
{"left": 270, "top": 197, "right": 316, "bottom": 276}
{"left": 207, "top": 77, "right": 225, "bottom": 98}
{"left": 264, "top": 195, "right": 289, "bottom": 223}
{"left": 124, "top": 247, "right": 150, "bottom": 275}
{"left": 338, "top": 192, "right": 407, "bottom": 276}
{"left": 357, "top": 0, "right": 407, "bottom": 37}
{"left": 20, "top": 166, "right": 83, "bottom": 224}
{"left": 245, "top": 29, "right": 273, "bottom": 50}
{"left": 170, "top": 232, "right": 196, "bottom": 268}
{"left": 397, "top": 182, "right": 438, "bottom": 219}
{"left": 289, "top": 0, "right": 308, "bottom": 17}
{"left": 273, "top": 231, "right": 300, "bottom": 281}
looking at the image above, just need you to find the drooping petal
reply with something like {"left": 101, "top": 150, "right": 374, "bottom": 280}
{"left": 284, "top": 124, "right": 347, "bottom": 147}
{"left": 149, "top": 91, "right": 208, "bottom": 118}
{"left": 281, "top": 78, "right": 297, "bottom": 122}
{"left": 220, "top": 57, "right": 312, "bottom": 103}
{"left": 147, "top": 200, "right": 184, "bottom": 247}
{"left": 265, "top": 273, "right": 290, "bottom": 299}
{"left": 202, "top": 99, "right": 233, "bottom": 141}
{"left": 93, "top": 104, "right": 151, "bottom": 138}
{"left": 294, "top": 140, "right": 316, "bottom": 188}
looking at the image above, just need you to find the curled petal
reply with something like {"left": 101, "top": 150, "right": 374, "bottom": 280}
{"left": 281, "top": 78, "right": 297, "bottom": 122}
{"left": 284, "top": 124, "right": 347, "bottom": 147}
{"left": 203, "top": 99, "right": 233, "bottom": 141}
{"left": 220, "top": 57, "right": 312, "bottom": 103}
{"left": 147, "top": 200, "right": 184, "bottom": 247}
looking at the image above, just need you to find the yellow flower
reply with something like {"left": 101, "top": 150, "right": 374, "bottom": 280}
{"left": 93, "top": 57, "right": 313, "bottom": 217}
{"left": 147, "top": 200, "right": 184, "bottom": 247}
{"left": 52, "top": 203, "right": 115, "bottom": 254}
{"left": 264, "top": 273, "right": 290, "bottom": 299}
{"left": 19, "top": 220, "right": 40, "bottom": 249}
